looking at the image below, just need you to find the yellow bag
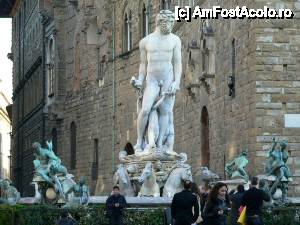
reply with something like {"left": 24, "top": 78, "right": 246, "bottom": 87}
{"left": 237, "top": 206, "right": 247, "bottom": 225}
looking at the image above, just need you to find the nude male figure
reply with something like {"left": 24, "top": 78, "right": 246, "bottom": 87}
{"left": 131, "top": 10, "right": 182, "bottom": 152}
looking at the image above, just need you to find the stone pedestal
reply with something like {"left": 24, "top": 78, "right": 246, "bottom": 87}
{"left": 115, "top": 150, "right": 192, "bottom": 197}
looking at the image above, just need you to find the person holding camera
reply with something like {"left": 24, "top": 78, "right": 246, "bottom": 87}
{"left": 241, "top": 177, "right": 270, "bottom": 225}
{"left": 106, "top": 186, "right": 127, "bottom": 225}
{"left": 202, "top": 182, "right": 231, "bottom": 225}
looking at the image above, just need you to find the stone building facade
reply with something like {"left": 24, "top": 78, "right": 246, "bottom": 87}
{"left": 0, "top": 82, "right": 12, "bottom": 179}
{"left": 6, "top": 0, "right": 300, "bottom": 196}
{"left": 6, "top": 0, "right": 45, "bottom": 196}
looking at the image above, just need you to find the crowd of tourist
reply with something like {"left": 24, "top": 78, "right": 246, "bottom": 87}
{"left": 170, "top": 176, "right": 270, "bottom": 225}
{"left": 57, "top": 176, "right": 270, "bottom": 225}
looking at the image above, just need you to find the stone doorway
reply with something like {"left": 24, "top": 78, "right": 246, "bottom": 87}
{"left": 201, "top": 106, "right": 210, "bottom": 168}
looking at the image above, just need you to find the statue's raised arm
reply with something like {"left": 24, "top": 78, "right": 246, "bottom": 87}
{"left": 271, "top": 137, "right": 277, "bottom": 152}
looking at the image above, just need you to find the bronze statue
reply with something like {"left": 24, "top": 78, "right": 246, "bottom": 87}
{"left": 225, "top": 150, "right": 249, "bottom": 181}
{"left": 66, "top": 176, "right": 90, "bottom": 205}
{"left": 32, "top": 141, "right": 76, "bottom": 204}
{"left": 0, "top": 179, "right": 20, "bottom": 205}
{"left": 264, "top": 137, "right": 292, "bottom": 203}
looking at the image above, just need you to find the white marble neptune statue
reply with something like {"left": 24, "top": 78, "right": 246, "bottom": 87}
{"left": 131, "top": 10, "right": 182, "bottom": 156}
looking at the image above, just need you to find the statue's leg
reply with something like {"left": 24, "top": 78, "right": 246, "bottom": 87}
{"left": 52, "top": 175, "right": 64, "bottom": 199}
{"left": 239, "top": 168, "right": 247, "bottom": 179}
{"left": 136, "top": 79, "right": 159, "bottom": 151}
{"left": 284, "top": 166, "right": 292, "bottom": 179}
{"left": 164, "top": 112, "right": 174, "bottom": 151}
{"left": 270, "top": 169, "right": 284, "bottom": 196}
{"left": 281, "top": 183, "right": 287, "bottom": 203}
{"left": 58, "top": 165, "right": 67, "bottom": 175}
{"left": 157, "top": 95, "right": 175, "bottom": 148}
{"left": 148, "top": 109, "right": 159, "bottom": 148}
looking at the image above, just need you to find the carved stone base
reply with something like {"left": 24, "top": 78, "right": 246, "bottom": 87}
{"left": 123, "top": 148, "right": 180, "bottom": 162}
{"left": 116, "top": 149, "right": 192, "bottom": 197}
{"left": 125, "top": 160, "right": 176, "bottom": 188}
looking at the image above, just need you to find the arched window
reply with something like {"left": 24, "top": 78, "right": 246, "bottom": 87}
{"left": 124, "top": 13, "right": 128, "bottom": 51}
{"left": 161, "top": 0, "right": 172, "bottom": 9}
{"left": 23, "top": 1, "right": 26, "bottom": 20}
{"left": 202, "top": 39, "right": 208, "bottom": 73}
{"left": 87, "top": 18, "right": 99, "bottom": 45}
{"left": 229, "top": 38, "right": 236, "bottom": 97}
{"left": 47, "top": 37, "right": 55, "bottom": 97}
{"left": 232, "top": 38, "right": 236, "bottom": 77}
{"left": 202, "top": 21, "right": 215, "bottom": 76}
{"left": 189, "top": 0, "right": 195, "bottom": 7}
{"left": 123, "top": 11, "right": 132, "bottom": 52}
{"left": 91, "top": 139, "right": 99, "bottom": 181}
{"left": 176, "top": 0, "right": 194, "bottom": 8}
{"left": 201, "top": 107, "right": 210, "bottom": 168}
{"left": 70, "top": 122, "right": 76, "bottom": 169}
{"left": 141, "top": 3, "right": 149, "bottom": 37}
{"left": 52, "top": 128, "right": 57, "bottom": 155}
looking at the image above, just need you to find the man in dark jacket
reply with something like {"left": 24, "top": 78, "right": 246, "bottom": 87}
{"left": 230, "top": 185, "right": 245, "bottom": 225}
{"left": 106, "top": 186, "right": 127, "bottom": 225}
{"left": 242, "top": 177, "right": 270, "bottom": 225}
{"left": 171, "top": 180, "right": 199, "bottom": 225}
